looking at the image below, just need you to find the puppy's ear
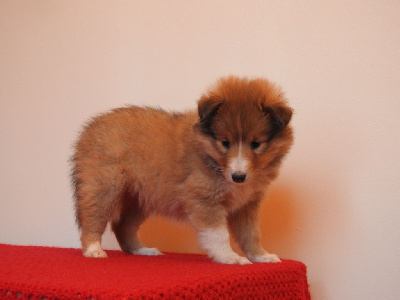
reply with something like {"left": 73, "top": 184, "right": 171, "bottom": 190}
{"left": 197, "top": 97, "right": 223, "bottom": 122}
{"left": 262, "top": 104, "right": 293, "bottom": 141}
{"left": 196, "top": 97, "right": 224, "bottom": 136}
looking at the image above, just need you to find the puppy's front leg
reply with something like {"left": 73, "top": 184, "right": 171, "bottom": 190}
{"left": 190, "top": 205, "right": 251, "bottom": 265}
{"left": 197, "top": 225, "right": 251, "bottom": 265}
{"left": 228, "top": 199, "right": 281, "bottom": 263}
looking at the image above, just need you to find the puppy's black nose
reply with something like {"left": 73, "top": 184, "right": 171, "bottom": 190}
{"left": 231, "top": 173, "right": 246, "bottom": 183}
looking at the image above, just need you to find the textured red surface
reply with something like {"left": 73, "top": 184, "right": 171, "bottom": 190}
{"left": 0, "top": 244, "right": 310, "bottom": 299}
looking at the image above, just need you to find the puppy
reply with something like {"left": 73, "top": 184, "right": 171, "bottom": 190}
{"left": 71, "top": 76, "right": 293, "bottom": 264}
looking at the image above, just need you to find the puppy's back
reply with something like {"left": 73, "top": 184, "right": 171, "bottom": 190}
{"left": 75, "top": 107, "right": 195, "bottom": 165}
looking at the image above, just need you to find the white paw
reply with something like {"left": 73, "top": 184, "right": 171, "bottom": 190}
{"left": 250, "top": 253, "right": 281, "bottom": 263}
{"left": 132, "top": 247, "right": 163, "bottom": 256}
{"left": 83, "top": 242, "right": 107, "bottom": 258}
{"left": 213, "top": 253, "right": 252, "bottom": 265}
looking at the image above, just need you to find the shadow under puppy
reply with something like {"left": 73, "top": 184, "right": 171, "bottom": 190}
{"left": 71, "top": 76, "right": 293, "bottom": 264}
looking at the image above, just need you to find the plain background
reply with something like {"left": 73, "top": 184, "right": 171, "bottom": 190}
{"left": 1, "top": 1, "right": 399, "bottom": 299}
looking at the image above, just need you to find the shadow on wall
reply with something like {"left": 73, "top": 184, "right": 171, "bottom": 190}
{"left": 259, "top": 185, "right": 300, "bottom": 259}
{"left": 138, "top": 216, "right": 203, "bottom": 254}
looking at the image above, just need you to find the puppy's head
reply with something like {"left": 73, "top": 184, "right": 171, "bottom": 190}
{"left": 195, "top": 76, "right": 293, "bottom": 185}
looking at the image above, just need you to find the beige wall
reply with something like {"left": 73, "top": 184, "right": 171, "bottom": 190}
{"left": 1, "top": 1, "right": 399, "bottom": 299}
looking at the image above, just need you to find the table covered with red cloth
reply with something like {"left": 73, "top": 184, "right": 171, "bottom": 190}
{"left": 0, "top": 244, "right": 310, "bottom": 299}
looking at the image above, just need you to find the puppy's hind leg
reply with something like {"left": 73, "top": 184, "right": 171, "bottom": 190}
{"left": 112, "top": 196, "right": 162, "bottom": 256}
{"left": 81, "top": 229, "right": 108, "bottom": 258}
{"left": 75, "top": 171, "right": 124, "bottom": 258}
{"left": 77, "top": 202, "right": 109, "bottom": 258}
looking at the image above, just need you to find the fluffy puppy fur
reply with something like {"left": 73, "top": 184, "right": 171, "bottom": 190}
{"left": 71, "top": 76, "right": 293, "bottom": 264}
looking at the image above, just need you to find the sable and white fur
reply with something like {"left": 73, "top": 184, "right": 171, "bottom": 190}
{"left": 71, "top": 76, "right": 293, "bottom": 264}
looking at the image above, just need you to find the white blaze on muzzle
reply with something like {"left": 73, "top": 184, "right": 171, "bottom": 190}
{"left": 229, "top": 142, "right": 248, "bottom": 183}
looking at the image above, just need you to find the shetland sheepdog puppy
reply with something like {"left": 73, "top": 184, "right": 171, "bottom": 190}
{"left": 71, "top": 76, "right": 293, "bottom": 264}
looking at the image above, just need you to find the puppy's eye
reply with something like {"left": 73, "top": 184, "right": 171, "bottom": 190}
{"left": 250, "top": 141, "right": 261, "bottom": 150}
{"left": 221, "top": 140, "right": 230, "bottom": 149}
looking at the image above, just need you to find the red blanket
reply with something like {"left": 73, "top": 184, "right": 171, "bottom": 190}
{"left": 0, "top": 244, "right": 310, "bottom": 299}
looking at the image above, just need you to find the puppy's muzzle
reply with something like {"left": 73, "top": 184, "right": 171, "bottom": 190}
{"left": 231, "top": 172, "right": 247, "bottom": 183}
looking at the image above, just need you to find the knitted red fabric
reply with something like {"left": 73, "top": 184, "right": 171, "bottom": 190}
{"left": 0, "top": 244, "right": 310, "bottom": 299}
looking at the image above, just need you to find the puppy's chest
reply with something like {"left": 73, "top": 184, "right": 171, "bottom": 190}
{"left": 223, "top": 185, "right": 256, "bottom": 212}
